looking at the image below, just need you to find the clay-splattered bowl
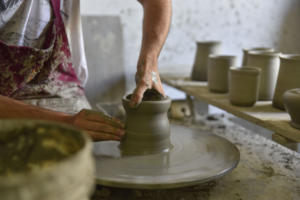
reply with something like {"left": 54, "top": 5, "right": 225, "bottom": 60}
{"left": 283, "top": 88, "right": 300, "bottom": 130}
{"left": 0, "top": 120, "right": 94, "bottom": 200}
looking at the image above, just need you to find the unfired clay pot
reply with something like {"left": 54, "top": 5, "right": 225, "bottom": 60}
{"left": 207, "top": 55, "right": 237, "bottom": 93}
{"left": 242, "top": 47, "right": 274, "bottom": 66}
{"left": 121, "top": 95, "right": 172, "bottom": 155}
{"left": 247, "top": 51, "right": 280, "bottom": 100}
{"left": 229, "top": 67, "right": 261, "bottom": 106}
{"left": 273, "top": 54, "right": 300, "bottom": 110}
{"left": 191, "top": 41, "right": 221, "bottom": 81}
{"left": 283, "top": 88, "right": 300, "bottom": 130}
{"left": 0, "top": 120, "right": 94, "bottom": 200}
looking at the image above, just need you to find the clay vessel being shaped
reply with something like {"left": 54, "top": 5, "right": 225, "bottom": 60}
{"left": 121, "top": 95, "right": 172, "bottom": 156}
{"left": 283, "top": 88, "right": 300, "bottom": 130}
{"left": 273, "top": 54, "right": 300, "bottom": 110}
{"left": 191, "top": 41, "right": 221, "bottom": 81}
{"left": 247, "top": 51, "right": 280, "bottom": 100}
{"left": 229, "top": 67, "right": 261, "bottom": 107}
{"left": 242, "top": 47, "right": 274, "bottom": 66}
{"left": 207, "top": 55, "right": 237, "bottom": 93}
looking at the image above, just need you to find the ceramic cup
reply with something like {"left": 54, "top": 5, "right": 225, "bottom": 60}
{"left": 191, "top": 41, "right": 221, "bottom": 81}
{"left": 242, "top": 47, "right": 274, "bottom": 66}
{"left": 207, "top": 55, "right": 237, "bottom": 93}
{"left": 283, "top": 88, "right": 300, "bottom": 130}
{"left": 247, "top": 51, "right": 280, "bottom": 100}
{"left": 121, "top": 95, "right": 172, "bottom": 156}
{"left": 273, "top": 54, "right": 300, "bottom": 110}
{"left": 229, "top": 67, "right": 261, "bottom": 106}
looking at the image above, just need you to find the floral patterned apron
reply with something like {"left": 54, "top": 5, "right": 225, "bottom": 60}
{"left": 0, "top": 0, "right": 83, "bottom": 100}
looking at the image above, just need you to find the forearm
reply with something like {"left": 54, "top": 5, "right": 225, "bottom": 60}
{"left": 138, "top": 0, "right": 172, "bottom": 66}
{"left": 0, "top": 95, "right": 72, "bottom": 123}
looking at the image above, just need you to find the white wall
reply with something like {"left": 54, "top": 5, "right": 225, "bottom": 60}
{"left": 81, "top": 0, "right": 300, "bottom": 94}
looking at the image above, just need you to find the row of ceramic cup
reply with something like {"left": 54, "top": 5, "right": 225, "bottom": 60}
{"left": 190, "top": 41, "right": 300, "bottom": 129}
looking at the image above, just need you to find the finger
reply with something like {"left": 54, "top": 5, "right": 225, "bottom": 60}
{"left": 80, "top": 109, "right": 124, "bottom": 128}
{"left": 152, "top": 75, "right": 166, "bottom": 97}
{"left": 84, "top": 130, "right": 121, "bottom": 141}
{"left": 75, "top": 119, "right": 125, "bottom": 137}
{"left": 130, "top": 83, "right": 149, "bottom": 108}
{"left": 156, "top": 76, "right": 166, "bottom": 96}
{"left": 153, "top": 82, "right": 165, "bottom": 97}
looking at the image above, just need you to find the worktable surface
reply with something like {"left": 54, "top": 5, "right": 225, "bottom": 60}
{"left": 160, "top": 73, "right": 300, "bottom": 143}
{"left": 23, "top": 95, "right": 300, "bottom": 200}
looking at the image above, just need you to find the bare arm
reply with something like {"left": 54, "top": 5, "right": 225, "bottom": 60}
{"left": 0, "top": 95, "right": 124, "bottom": 141}
{"left": 130, "top": 0, "right": 172, "bottom": 107}
{"left": 0, "top": 95, "right": 70, "bottom": 122}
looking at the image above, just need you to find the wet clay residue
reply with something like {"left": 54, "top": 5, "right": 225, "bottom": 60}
{"left": 128, "top": 89, "right": 165, "bottom": 101}
{"left": 0, "top": 125, "right": 82, "bottom": 175}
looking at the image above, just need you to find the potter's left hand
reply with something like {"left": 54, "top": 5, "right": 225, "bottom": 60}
{"left": 71, "top": 109, "right": 125, "bottom": 141}
{"left": 130, "top": 58, "right": 165, "bottom": 107}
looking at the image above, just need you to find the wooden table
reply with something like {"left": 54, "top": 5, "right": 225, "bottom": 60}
{"left": 160, "top": 74, "right": 300, "bottom": 143}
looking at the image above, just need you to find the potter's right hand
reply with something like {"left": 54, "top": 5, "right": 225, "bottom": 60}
{"left": 70, "top": 109, "right": 125, "bottom": 141}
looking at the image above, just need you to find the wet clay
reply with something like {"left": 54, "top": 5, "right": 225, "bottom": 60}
{"left": 121, "top": 89, "right": 171, "bottom": 155}
{"left": 0, "top": 121, "right": 83, "bottom": 175}
{"left": 141, "top": 89, "right": 165, "bottom": 101}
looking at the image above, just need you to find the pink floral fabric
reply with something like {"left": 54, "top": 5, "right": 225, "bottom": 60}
{"left": 0, "top": 0, "right": 83, "bottom": 99}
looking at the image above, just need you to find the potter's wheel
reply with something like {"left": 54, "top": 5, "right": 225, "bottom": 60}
{"left": 93, "top": 124, "right": 240, "bottom": 189}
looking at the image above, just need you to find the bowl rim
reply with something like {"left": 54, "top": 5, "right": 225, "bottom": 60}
{"left": 0, "top": 119, "right": 91, "bottom": 184}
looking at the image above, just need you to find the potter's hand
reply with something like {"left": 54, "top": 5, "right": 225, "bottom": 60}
{"left": 71, "top": 109, "right": 125, "bottom": 141}
{"left": 130, "top": 59, "right": 165, "bottom": 107}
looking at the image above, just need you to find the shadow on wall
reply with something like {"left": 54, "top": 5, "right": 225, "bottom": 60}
{"left": 81, "top": 16, "right": 126, "bottom": 108}
{"left": 277, "top": 1, "right": 300, "bottom": 53}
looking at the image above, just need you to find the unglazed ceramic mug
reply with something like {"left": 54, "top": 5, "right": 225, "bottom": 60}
{"left": 242, "top": 47, "right": 274, "bottom": 66}
{"left": 191, "top": 41, "right": 221, "bottom": 81}
{"left": 273, "top": 54, "right": 300, "bottom": 110}
{"left": 121, "top": 95, "right": 172, "bottom": 156}
{"left": 247, "top": 51, "right": 280, "bottom": 100}
{"left": 207, "top": 55, "right": 237, "bottom": 93}
{"left": 282, "top": 88, "right": 300, "bottom": 130}
{"left": 229, "top": 67, "right": 261, "bottom": 106}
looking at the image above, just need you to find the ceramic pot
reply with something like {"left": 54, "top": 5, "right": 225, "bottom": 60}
{"left": 273, "top": 54, "right": 300, "bottom": 110}
{"left": 283, "top": 88, "right": 300, "bottom": 130}
{"left": 207, "top": 55, "right": 237, "bottom": 93}
{"left": 242, "top": 47, "right": 274, "bottom": 66}
{"left": 191, "top": 41, "right": 221, "bottom": 81}
{"left": 229, "top": 67, "right": 261, "bottom": 106}
{"left": 247, "top": 51, "right": 280, "bottom": 100}
{"left": 0, "top": 120, "right": 94, "bottom": 200}
{"left": 121, "top": 95, "right": 172, "bottom": 155}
